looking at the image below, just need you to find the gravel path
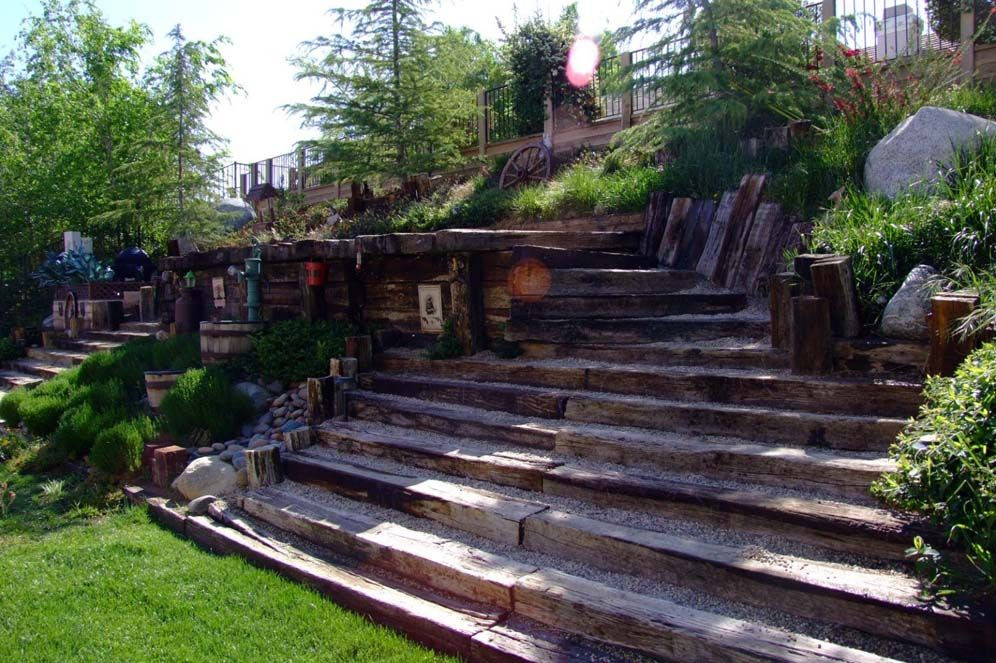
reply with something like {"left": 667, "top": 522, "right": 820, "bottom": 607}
{"left": 271, "top": 479, "right": 951, "bottom": 663}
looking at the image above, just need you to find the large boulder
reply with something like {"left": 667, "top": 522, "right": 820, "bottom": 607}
{"left": 235, "top": 381, "right": 270, "bottom": 412}
{"left": 864, "top": 106, "right": 996, "bottom": 199}
{"left": 171, "top": 456, "right": 238, "bottom": 500}
{"left": 216, "top": 197, "right": 256, "bottom": 229}
{"left": 879, "top": 265, "right": 939, "bottom": 340}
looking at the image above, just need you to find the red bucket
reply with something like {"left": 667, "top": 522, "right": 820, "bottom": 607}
{"left": 305, "top": 261, "right": 328, "bottom": 287}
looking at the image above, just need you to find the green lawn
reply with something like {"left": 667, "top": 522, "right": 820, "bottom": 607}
{"left": 0, "top": 452, "right": 452, "bottom": 663}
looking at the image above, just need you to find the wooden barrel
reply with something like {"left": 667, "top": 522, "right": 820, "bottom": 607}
{"left": 199, "top": 321, "right": 265, "bottom": 364}
{"left": 144, "top": 370, "right": 186, "bottom": 411}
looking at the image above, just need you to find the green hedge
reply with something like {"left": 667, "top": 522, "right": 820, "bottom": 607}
{"left": 248, "top": 320, "right": 356, "bottom": 385}
{"left": 159, "top": 368, "right": 253, "bottom": 443}
{"left": 90, "top": 417, "right": 156, "bottom": 476}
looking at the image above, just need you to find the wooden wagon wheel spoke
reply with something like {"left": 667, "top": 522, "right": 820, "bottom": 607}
{"left": 500, "top": 142, "right": 552, "bottom": 190}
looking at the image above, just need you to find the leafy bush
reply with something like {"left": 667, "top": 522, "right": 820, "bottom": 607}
{"left": 0, "top": 338, "right": 23, "bottom": 361}
{"left": 53, "top": 403, "right": 126, "bottom": 458}
{"left": 19, "top": 396, "right": 65, "bottom": 436}
{"left": 0, "top": 431, "right": 28, "bottom": 464}
{"left": 0, "top": 389, "right": 28, "bottom": 426}
{"left": 424, "top": 320, "right": 464, "bottom": 360}
{"left": 159, "top": 368, "right": 253, "bottom": 443}
{"left": 874, "top": 342, "right": 996, "bottom": 596}
{"left": 249, "top": 320, "right": 355, "bottom": 384}
{"left": 77, "top": 335, "right": 200, "bottom": 395}
{"left": 89, "top": 417, "right": 154, "bottom": 476}
{"left": 811, "top": 135, "right": 996, "bottom": 321}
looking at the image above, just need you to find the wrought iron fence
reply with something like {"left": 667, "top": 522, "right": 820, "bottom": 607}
{"left": 592, "top": 54, "right": 622, "bottom": 120}
{"left": 485, "top": 83, "right": 540, "bottom": 144}
{"left": 832, "top": 1, "right": 958, "bottom": 61}
{"left": 631, "top": 37, "right": 687, "bottom": 113}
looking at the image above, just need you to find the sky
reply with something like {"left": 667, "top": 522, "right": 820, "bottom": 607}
{"left": 0, "top": 0, "right": 630, "bottom": 164}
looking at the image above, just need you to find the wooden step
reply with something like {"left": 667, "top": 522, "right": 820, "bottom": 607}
{"left": 284, "top": 454, "right": 548, "bottom": 545}
{"left": 119, "top": 321, "right": 161, "bottom": 334}
{"left": 215, "top": 488, "right": 906, "bottom": 663}
{"left": 522, "top": 510, "right": 989, "bottom": 659}
{"left": 543, "top": 268, "right": 703, "bottom": 296}
{"left": 268, "top": 457, "right": 984, "bottom": 659}
{"left": 376, "top": 354, "right": 922, "bottom": 418}
{"left": 83, "top": 330, "right": 154, "bottom": 342}
{"left": 6, "top": 359, "right": 66, "bottom": 380}
{"left": 346, "top": 392, "right": 892, "bottom": 499}
{"left": 0, "top": 370, "right": 43, "bottom": 390}
{"left": 511, "top": 245, "right": 655, "bottom": 270}
{"left": 56, "top": 338, "right": 124, "bottom": 353}
{"left": 510, "top": 292, "right": 747, "bottom": 319}
{"left": 505, "top": 316, "right": 769, "bottom": 344}
{"left": 25, "top": 347, "right": 90, "bottom": 367}
{"left": 518, "top": 340, "right": 788, "bottom": 370}
{"left": 358, "top": 373, "right": 904, "bottom": 451}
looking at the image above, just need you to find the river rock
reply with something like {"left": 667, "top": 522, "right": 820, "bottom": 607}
{"left": 865, "top": 106, "right": 996, "bottom": 198}
{"left": 172, "top": 457, "right": 238, "bottom": 500}
{"left": 187, "top": 495, "right": 218, "bottom": 515}
{"left": 880, "top": 265, "right": 939, "bottom": 340}
{"left": 235, "top": 381, "right": 270, "bottom": 412}
{"left": 281, "top": 420, "right": 304, "bottom": 434}
{"left": 273, "top": 393, "right": 288, "bottom": 408}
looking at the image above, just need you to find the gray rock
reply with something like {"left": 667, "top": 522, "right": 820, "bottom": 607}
{"left": 240, "top": 424, "right": 254, "bottom": 438}
{"left": 273, "top": 393, "right": 289, "bottom": 408}
{"left": 235, "top": 381, "right": 270, "bottom": 412}
{"left": 248, "top": 437, "right": 269, "bottom": 450}
{"left": 272, "top": 406, "right": 287, "bottom": 418}
{"left": 266, "top": 380, "right": 283, "bottom": 394}
{"left": 219, "top": 450, "right": 235, "bottom": 462}
{"left": 187, "top": 494, "right": 218, "bottom": 515}
{"left": 273, "top": 417, "right": 285, "bottom": 428}
{"left": 865, "top": 106, "right": 996, "bottom": 198}
{"left": 197, "top": 446, "right": 215, "bottom": 455}
{"left": 258, "top": 412, "right": 273, "bottom": 426}
{"left": 880, "top": 265, "right": 939, "bottom": 340}
{"left": 211, "top": 442, "right": 226, "bottom": 452}
{"left": 172, "top": 457, "right": 238, "bottom": 500}
{"left": 232, "top": 453, "right": 247, "bottom": 471}
{"left": 227, "top": 444, "right": 246, "bottom": 453}
{"left": 235, "top": 467, "right": 248, "bottom": 488}
{"left": 281, "top": 420, "right": 304, "bottom": 434}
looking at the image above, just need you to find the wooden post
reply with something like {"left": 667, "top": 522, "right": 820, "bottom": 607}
{"left": 297, "top": 148, "right": 306, "bottom": 193}
{"left": 68, "top": 317, "right": 82, "bottom": 339}
{"left": 139, "top": 285, "right": 155, "bottom": 322}
{"left": 543, "top": 84, "right": 555, "bottom": 154}
{"left": 246, "top": 445, "right": 283, "bottom": 488}
{"left": 329, "top": 358, "right": 342, "bottom": 377}
{"left": 340, "top": 357, "right": 358, "bottom": 379}
{"left": 447, "top": 253, "right": 485, "bottom": 355}
{"left": 307, "top": 376, "right": 336, "bottom": 424}
{"left": 790, "top": 295, "right": 832, "bottom": 375}
{"left": 810, "top": 256, "right": 861, "bottom": 338}
{"left": 477, "top": 90, "right": 487, "bottom": 158}
{"left": 641, "top": 191, "right": 671, "bottom": 257}
{"left": 793, "top": 253, "right": 827, "bottom": 284}
{"left": 344, "top": 260, "right": 364, "bottom": 327}
{"left": 284, "top": 427, "right": 313, "bottom": 452}
{"left": 770, "top": 272, "right": 801, "bottom": 350}
{"left": 961, "top": 9, "right": 976, "bottom": 79}
{"left": 926, "top": 291, "right": 980, "bottom": 376}
{"left": 620, "top": 51, "right": 633, "bottom": 129}
{"left": 345, "top": 335, "right": 373, "bottom": 373}
{"left": 333, "top": 377, "right": 357, "bottom": 421}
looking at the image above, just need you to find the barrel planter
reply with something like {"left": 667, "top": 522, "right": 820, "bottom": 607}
{"left": 144, "top": 370, "right": 186, "bottom": 411}
{"left": 199, "top": 321, "right": 265, "bottom": 364}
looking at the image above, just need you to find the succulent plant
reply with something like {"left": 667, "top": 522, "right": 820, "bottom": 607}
{"left": 31, "top": 250, "right": 115, "bottom": 287}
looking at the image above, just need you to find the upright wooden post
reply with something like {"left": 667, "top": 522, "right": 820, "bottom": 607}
{"left": 448, "top": 253, "right": 485, "bottom": 355}
{"left": 297, "top": 148, "right": 306, "bottom": 193}
{"left": 246, "top": 445, "right": 283, "bottom": 488}
{"left": 926, "top": 291, "right": 980, "bottom": 376}
{"left": 961, "top": 9, "right": 976, "bottom": 79}
{"left": 620, "top": 51, "right": 633, "bottom": 129}
{"left": 345, "top": 335, "right": 373, "bottom": 373}
{"left": 307, "top": 376, "right": 336, "bottom": 424}
{"left": 790, "top": 296, "right": 832, "bottom": 375}
{"left": 543, "top": 84, "right": 555, "bottom": 154}
{"left": 477, "top": 90, "right": 487, "bottom": 158}
{"left": 770, "top": 272, "right": 801, "bottom": 350}
{"left": 810, "top": 256, "right": 861, "bottom": 338}
{"left": 139, "top": 285, "right": 156, "bottom": 323}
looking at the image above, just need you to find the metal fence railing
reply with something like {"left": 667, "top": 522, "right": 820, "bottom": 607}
{"left": 631, "top": 37, "right": 687, "bottom": 113}
{"left": 592, "top": 53, "right": 622, "bottom": 120}
{"left": 830, "top": 1, "right": 958, "bottom": 61}
{"left": 485, "top": 83, "right": 539, "bottom": 144}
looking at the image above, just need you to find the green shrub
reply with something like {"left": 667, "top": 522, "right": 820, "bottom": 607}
{"left": 0, "top": 388, "right": 29, "bottom": 426}
{"left": 423, "top": 320, "right": 464, "bottom": 360}
{"left": 78, "top": 336, "right": 200, "bottom": 394}
{"left": 874, "top": 343, "right": 996, "bottom": 596}
{"left": 160, "top": 368, "right": 253, "bottom": 443}
{"left": 250, "top": 320, "right": 355, "bottom": 384}
{"left": 0, "top": 337, "right": 22, "bottom": 361}
{"left": 19, "top": 396, "right": 65, "bottom": 436}
{"left": 89, "top": 417, "right": 153, "bottom": 476}
{"left": 53, "top": 403, "right": 127, "bottom": 458}
{"left": 0, "top": 430, "right": 28, "bottom": 464}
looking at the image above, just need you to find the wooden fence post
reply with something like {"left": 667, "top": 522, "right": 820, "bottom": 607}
{"left": 810, "top": 256, "right": 861, "bottom": 338}
{"left": 620, "top": 51, "right": 633, "bottom": 129}
{"left": 297, "top": 148, "right": 306, "bottom": 193}
{"left": 448, "top": 253, "right": 485, "bottom": 355}
{"left": 770, "top": 272, "right": 800, "bottom": 350}
{"left": 961, "top": 9, "right": 976, "bottom": 79}
{"left": 477, "top": 90, "right": 487, "bottom": 158}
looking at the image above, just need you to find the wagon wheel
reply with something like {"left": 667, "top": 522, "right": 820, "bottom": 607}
{"left": 499, "top": 142, "right": 552, "bottom": 190}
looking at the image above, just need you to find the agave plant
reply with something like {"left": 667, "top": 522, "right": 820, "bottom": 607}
{"left": 31, "top": 250, "right": 115, "bottom": 287}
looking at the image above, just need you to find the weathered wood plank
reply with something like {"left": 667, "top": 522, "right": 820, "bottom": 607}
{"left": 791, "top": 296, "right": 832, "bottom": 375}
{"left": 673, "top": 199, "right": 716, "bottom": 270}
{"left": 517, "top": 341, "right": 787, "bottom": 370}
{"left": 729, "top": 202, "right": 786, "bottom": 292}
{"left": 544, "top": 268, "right": 702, "bottom": 296}
{"left": 640, "top": 191, "right": 672, "bottom": 256}
{"left": 505, "top": 317, "right": 769, "bottom": 345}
{"left": 695, "top": 190, "right": 738, "bottom": 279}
{"left": 510, "top": 293, "right": 747, "bottom": 320}
{"left": 657, "top": 197, "right": 693, "bottom": 265}
{"left": 510, "top": 245, "right": 655, "bottom": 270}
{"left": 811, "top": 256, "right": 862, "bottom": 338}
{"left": 435, "top": 229, "right": 641, "bottom": 254}
{"left": 714, "top": 174, "right": 767, "bottom": 286}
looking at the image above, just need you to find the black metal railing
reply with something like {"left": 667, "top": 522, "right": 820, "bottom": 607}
{"left": 832, "top": 0, "right": 958, "bottom": 61}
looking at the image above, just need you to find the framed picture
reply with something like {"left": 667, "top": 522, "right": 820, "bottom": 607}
{"left": 212, "top": 277, "right": 226, "bottom": 309}
{"left": 418, "top": 284, "right": 443, "bottom": 332}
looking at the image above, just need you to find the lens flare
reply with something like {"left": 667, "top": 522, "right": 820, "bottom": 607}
{"left": 508, "top": 258, "right": 552, "bottom": 303}
{"left": 566, "top": 36, "right": 600, "bottom": 88}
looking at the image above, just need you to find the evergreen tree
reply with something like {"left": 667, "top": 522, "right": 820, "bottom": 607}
{"left": 291, "top": 0, "right": 491, "bottom": 183}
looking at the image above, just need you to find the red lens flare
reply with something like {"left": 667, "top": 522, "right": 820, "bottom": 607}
{"left": 566, "top": 36, "right": 600, "bottom": 88}
{"left": 508, "top": 258, "right": 552, "bottom": 304}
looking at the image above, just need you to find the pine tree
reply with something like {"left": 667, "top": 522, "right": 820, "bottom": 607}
{"left": 291, "top": 0, "right": 486, "bottom": 184}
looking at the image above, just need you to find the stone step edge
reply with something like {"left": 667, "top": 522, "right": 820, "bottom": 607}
{"left": 275, "top": 455, "right": 986, "bottom": 659}
{"left": 375, "top": 353, "right": 923, "bottom": 418}
{"left": 7, "top": 359, "right": 67, "bottom": 379}
{"left": 314, "top": 420, "right": 936, "bottom": 561}
{"left": 358, "top": 373, "right": 905, "bottom": 452}
{"left": 516, "top": 340, "right": 789, "bottom": 370}
{"left": 121, "top": 486, "right": 609, "bottom": 663}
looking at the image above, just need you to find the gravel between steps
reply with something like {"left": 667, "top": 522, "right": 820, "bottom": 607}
{"left": 274, "top": 479, "right": 951, "bottom": 663}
